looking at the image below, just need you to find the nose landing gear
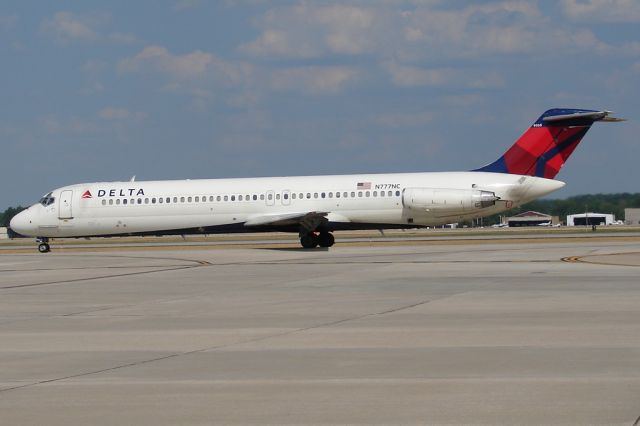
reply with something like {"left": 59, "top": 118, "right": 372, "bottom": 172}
{"left": 36, "top": 237, "right": 50, "bottom": 253}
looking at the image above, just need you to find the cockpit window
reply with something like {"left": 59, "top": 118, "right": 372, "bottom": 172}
{"left": 39, "top": 192, "right": 55, "bottom": 206}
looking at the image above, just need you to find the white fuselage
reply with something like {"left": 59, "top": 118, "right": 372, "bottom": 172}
{"left": 10, "top": 171, "right": 564, "bottom": 238}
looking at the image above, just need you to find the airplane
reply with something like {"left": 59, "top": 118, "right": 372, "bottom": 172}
{"left": 10, "top": 108, "right": 623, "bottom": 253}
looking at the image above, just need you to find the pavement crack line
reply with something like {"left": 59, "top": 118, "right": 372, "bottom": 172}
{"left": 0, "top": 255, "right": 211, "bottom": 290}
{"left": 0, "top": 296, "right": 439, "bottom": 395}
{"left": 0, "top": 266, "right": 196, "bottom": 290}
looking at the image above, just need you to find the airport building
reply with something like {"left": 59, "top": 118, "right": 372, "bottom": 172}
{"left": 566, "top": 212, "right": 614, "bottom": 226}
{"left": 0, "top": 227, "right": 8, "bottom": 240}
{"left": 507, "top": 211, "right": 558, "bottom": 227}
{"left": 625, "top": 208, "right": 640, "bottom": 225}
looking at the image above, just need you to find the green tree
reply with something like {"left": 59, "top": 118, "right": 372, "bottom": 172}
{"left": 1, "top": 206, "right": 27, "bottom": 228}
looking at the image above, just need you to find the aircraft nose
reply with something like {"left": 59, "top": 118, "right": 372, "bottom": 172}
{"left": 9, "top": 209, "right": 36, "bottom": 237}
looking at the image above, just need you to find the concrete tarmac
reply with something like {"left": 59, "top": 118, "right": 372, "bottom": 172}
{"left": 1, "top": 237, "right": 639, "bottom": 424}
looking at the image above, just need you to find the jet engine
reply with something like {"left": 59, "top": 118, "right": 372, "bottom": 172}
{"left": 402, "top": 188, "right": 499, "bottom": 214}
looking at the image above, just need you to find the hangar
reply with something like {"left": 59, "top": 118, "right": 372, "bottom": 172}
{"left": 566, "top": 213, "right": 614, "bottom": 226}
{"left": 625, "top": 208, "right": 640, "bottom": 225}
{"left": 507, "top": 211, "right": 558, "bottom": 227}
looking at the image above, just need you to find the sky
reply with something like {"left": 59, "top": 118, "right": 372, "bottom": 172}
{"left": 1, "top": 0, "right": 639, "bottom": 208}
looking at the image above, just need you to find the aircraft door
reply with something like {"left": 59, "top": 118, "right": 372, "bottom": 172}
{"left": 59, "top": 190, "right": 73, "bottom": 219}
{"left": 265, "top": 190, "right": 275, "bottom": 206}
{"left": 281, "top": 190, "right": 291, "bottom": 206}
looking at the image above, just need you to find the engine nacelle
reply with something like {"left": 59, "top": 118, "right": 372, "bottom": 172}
{"left": 402, "top": 188, "right": 499, "bottom": 214}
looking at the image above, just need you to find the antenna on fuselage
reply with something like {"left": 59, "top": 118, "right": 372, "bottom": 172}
{"left": 130, "top": 175, "right": 136, "bottom": 182}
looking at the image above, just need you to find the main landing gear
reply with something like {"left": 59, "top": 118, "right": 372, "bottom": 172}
{"left": 36, "top": 237, "right": 50, "bottom": 253}
{"left": 300, "top": 232, "right": 335, "bottom": 249}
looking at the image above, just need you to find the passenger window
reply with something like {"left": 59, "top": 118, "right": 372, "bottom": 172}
{"left": 166, "top": 197, "right": 170, "bottom": 203}
{"left": 145, "top": 198, "right": 149, "bottom": 204}
{"left": 159, "top": 198, "right": 163, "bottom": 204}
{"left": 306, "top": 193, "right": 311, "bottom": 199}
{"left": 195, "top": 196, "right": 199, "bottom": 202}
{"left": 366, "top": 191, "right": 370, "bottom": 197}
{"left": 336, "top": 192, "right": 340, "bottom": 198}
{"left": 276, "top": 194, "right": 280, "bottom": 200}
{"left": 284, "top": 193, "right": 289, "bottom": 200}
{"left": 238, "top": 195, "right": 243, "bottom": 201}
{"left": 314, "top": 193, "right": 318, "bottom": 198}
{"left": 321, "top": 192, "right": 325, "bottom": 198}
{"left": 260, "top": 194, "right": 264, "bottom": 200}
{"left": 123, "top": 199, "right": 128, "bottom": 205}
{"left": 102, "top": 200, "right": 106, "bottom": 206}
{"left": 224, "top": 195, "right": 228, "bottom": 201}
{"left": 350, "top": 192, "right": 355, "bottom": 197}
{"left": 396, "top": 190, "right": 401, "bottom": 196}
{"left": 358, "top": 192, "right": 362, "bottom": 197}
{"left": 116, "top": 199, "right": 121, "bottom": 205}
{"left": 152, "top": 198, "right": 156, "bottom": 204}
{"left": 292, "top": 193, "right": 296, "bottom": 199}
{"left": 373, "top": 191, "right": 377, "bottom": 197}
{"left": 328, "top": 192, "right": 333, "bottom": 198}
{"left": 217, "top": 196, "right": 221, "bottom": 202}
{"left": 187, "top": 197, "right": 192, "bottom": 202}
{"left": 253, "top": 195, "right": 257, "bottom": 201}
{"left": 180, "top": 197, "right": 185, "bottom": 202}
{"left": 231, "top": 195, "right": 235, "bottom": 201}
{"left": 268, "top": 193, "right": 273, "bottom": 200}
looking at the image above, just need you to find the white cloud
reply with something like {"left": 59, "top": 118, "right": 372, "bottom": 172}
{"left": 442, "top": 94, "right": 483, "bottom": 107}
{"left": 561, "top": 0, "right": 640, "bottom": 22}
{"left": 375, "top": 111, "right": 435, "bottom": 128}
{"left": 98, "top": 107, "right": 146, "bottom": 121}
{"left": 118, "top": 45, "right": 255, "bottom": 86}
{"left": 383, "top": 62, "right": 451, "bottom": 87}
{"left": 383, "top": 62, "right": 504, "bottom": 89}
{"left": 240, "top": 4, "right": 378, "bottom": 57}
{"left": 41, "top": 12, "right": 99, "bottom": 42}
{"left": 270, "top": 66, "right": 358, "bottom": 95}
{"left": 41, "top": 11, "right": 141, "bottom": 45}
{"left": 40, "top": 115, "right": 96, "bottom": 135}
{"left": 108, "top": 32, "right": 138, "bottom": 44}
{"left": 175, "top": 0, "right": 201, "bottom": 11}
{"left": 118, "top": 45, "right": 213, "bottom": 79}
{"left": 241, "top": 29, "right": 317, "bottom": 58}
{"left": 242, "top": 1, "right": 610, "bottom": 62}
{"left": 0, "top": 14, "right": 17, "bottom": 30}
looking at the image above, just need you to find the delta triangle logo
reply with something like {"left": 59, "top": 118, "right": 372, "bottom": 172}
{"left": 82, "top": 190, "right": 93, "bottom": 199}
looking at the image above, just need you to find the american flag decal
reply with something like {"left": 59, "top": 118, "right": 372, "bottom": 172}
{"left": 356, "top": 182, "right": 371, "bottom": 190}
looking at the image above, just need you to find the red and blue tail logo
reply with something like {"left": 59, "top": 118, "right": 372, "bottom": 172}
{"left": 474, "top": 108, "right": 621, "bottom": 179}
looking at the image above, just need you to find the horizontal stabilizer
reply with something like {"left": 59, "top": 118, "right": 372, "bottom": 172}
{"left": 542, "top": 110, "right": 625, "bottom": 124}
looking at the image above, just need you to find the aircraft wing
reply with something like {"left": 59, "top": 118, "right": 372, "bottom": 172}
{"left": 244, "top": 211, "right": 329, "bottom": 228}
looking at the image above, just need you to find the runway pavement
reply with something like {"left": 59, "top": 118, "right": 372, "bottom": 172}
{"left": 0, "top": 236, "right": 639, "bottom": 424}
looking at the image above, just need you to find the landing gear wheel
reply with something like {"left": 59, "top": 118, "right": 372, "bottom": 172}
{"left": 318, "top": 232, "right": 335, "bottom": 248}
{"left": 300, "top": 233, "right": 319, "bottom": 249}
{"left": 38, "top": 243, "right": 50, "bottom": 253}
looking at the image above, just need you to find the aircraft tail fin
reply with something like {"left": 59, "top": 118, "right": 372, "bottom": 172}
{"left": 474, "top": 108, "right": 624, "bottom": 179}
